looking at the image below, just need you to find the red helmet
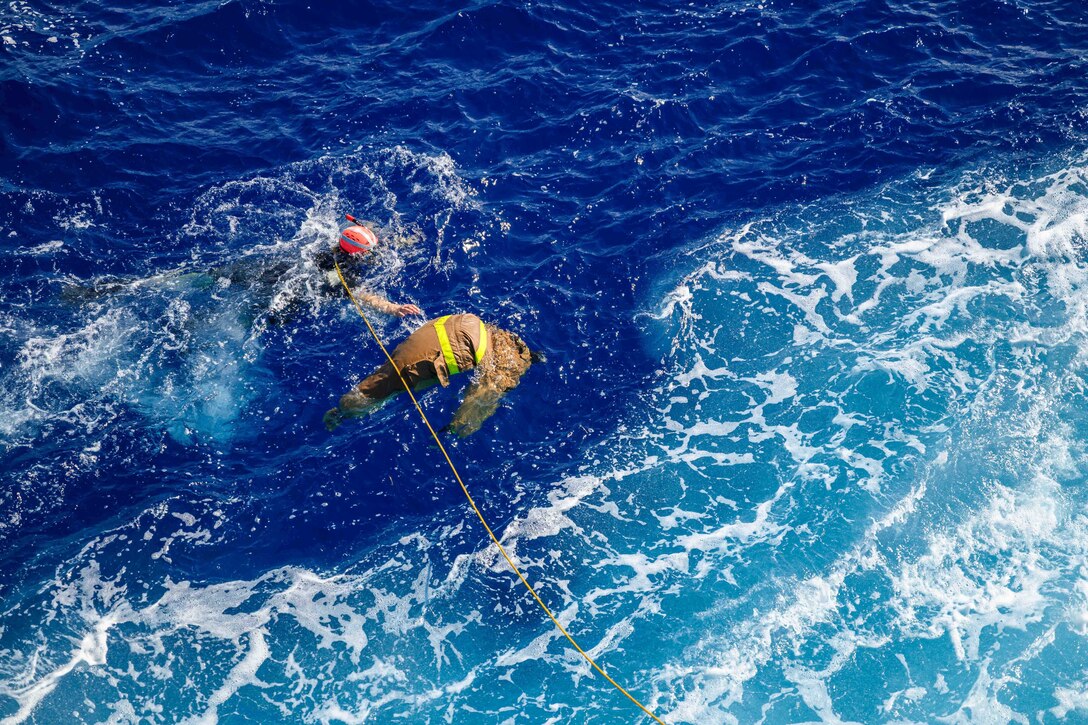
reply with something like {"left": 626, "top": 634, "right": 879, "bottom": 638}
{"left": 339, "top": 224, "right": 377, "bottom": 254}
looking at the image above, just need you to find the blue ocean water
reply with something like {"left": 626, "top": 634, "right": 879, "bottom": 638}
{"left": 3, "top": 0, "right": 1088, "bottom": 721}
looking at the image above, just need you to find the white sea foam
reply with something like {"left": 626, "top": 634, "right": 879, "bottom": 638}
{"left": 648, "top": 154, "right": 1088, "bottom": 721}
{"left": 4, "top": 474, "right": 634, "bottom": 723}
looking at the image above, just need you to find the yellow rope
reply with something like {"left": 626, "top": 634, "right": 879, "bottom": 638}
{"left": 333, "top": 260, "right": 666, "bottom": 724}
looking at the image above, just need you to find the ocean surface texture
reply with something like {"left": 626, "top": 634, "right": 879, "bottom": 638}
{"left": 4, "top": 0, "right": 1088, "bottom": 722}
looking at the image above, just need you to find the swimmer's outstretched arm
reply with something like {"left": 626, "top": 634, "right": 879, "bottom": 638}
{"left": 447, "top": 382, "right": 508, "bottom": 438}
{"left": 349, "top": 287, "right": 422, "bottom": 318}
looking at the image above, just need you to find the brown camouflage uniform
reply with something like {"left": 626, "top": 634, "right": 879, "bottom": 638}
{"left": 325, "top": 313, "right": 532, "bottom": 437}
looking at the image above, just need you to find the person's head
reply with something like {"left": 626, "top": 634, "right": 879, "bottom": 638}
{"left": 338, "top": 221, "right": 378, "bottom": 255}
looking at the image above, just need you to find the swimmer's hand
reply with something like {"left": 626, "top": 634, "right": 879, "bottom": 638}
{"left": 393, "top": 303, "right": 422, "bottom": 317}
{"left": 323, "top": 407, "right": 343, "bottom": 432}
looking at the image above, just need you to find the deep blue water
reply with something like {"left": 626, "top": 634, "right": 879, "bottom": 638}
{"left": 4, "top": 0, "right": 1088, "bottom": 722}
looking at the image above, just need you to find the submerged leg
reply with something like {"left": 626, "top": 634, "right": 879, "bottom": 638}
{"left": 325, "top": 362, "right": 408, "bottom": 431}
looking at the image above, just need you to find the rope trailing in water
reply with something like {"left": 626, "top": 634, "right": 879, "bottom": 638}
{"left": 334, "top": 260, "right": 666, "bottom": 724}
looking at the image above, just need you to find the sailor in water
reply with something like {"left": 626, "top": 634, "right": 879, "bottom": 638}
{"left": 60, "top": 215, "right": 422, "bottom": 324}
{"left": 323, "top": 313, "right": 541, "bottom": 437}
